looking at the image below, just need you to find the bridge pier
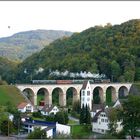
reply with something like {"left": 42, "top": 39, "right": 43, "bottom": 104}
{"left": 34, "top": 94, "right": 37, "bottom": 106}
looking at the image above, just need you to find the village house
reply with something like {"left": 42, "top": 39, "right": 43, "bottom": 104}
{"left": 92, "top": 100, "right": 122, "bottom": 134}
{"left": 80, "top": 80, "right": 122, "bottom": 134}
{"left": 22, "top": 119, "right": 71, "bottom": 138}
{"left": 40, "top": 104, "right": 59, "bottom": 116}
{"left": 17, "top": 102, "right": 34, "bottom": 113}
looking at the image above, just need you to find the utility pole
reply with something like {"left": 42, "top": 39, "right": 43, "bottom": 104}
{"left": 8, "top": 120, "right": 9, "bottom": 138}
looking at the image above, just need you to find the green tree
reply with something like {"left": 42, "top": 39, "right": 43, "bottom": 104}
{"left": 45, "top": 114, "right": 55, "bottom": 122}
{"left": 27, "top": 128, "right": 47, "bottom": 139}
{"left": 80, "top": 104, "right": 91, "bottom": 124}
{"left": 123, "top": 61, "right": 135, "bottom": 82}
{"left": 72, "top": 100, "right": 81, "bottom": 114}
{"left": 111, "top": 60, "right": 121, "bottom": 82}
{"left": 108, "top": 107, "right": 121, "bottom": 136}
{"left": 32, "top": 110, "right": 42, "bottom": 118}
{"left": 85, "top": 104, "right": 91, "bottom": 124}
{"left": 135, "top": 67, "right": 140, "bottom": 81}
{"left": 55, "top": 111, "right": 69, "bottom": 125}
{"left": 64, "top": 111, "right": 69, "bottom": 124}
{"left": 0, "top": 118, "right": 14, "bottom": 136}
{"left": 12, "top": 111, "right": 21, "bottom": 130}
{"left": 120, "top": 95, "right": 140, "bottom": 139}
{"left": 80, "top": 104, "right": 85, "bottom": 124}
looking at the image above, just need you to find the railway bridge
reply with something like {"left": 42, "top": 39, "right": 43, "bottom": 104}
{"left": 16, "top": 82, "right": 132, "bottom": 106}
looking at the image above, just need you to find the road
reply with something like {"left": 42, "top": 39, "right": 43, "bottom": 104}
{"left": 68, "top": 115, "right": 79, "bottom": 124}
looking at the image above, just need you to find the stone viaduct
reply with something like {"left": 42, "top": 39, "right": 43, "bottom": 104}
{"left": 16, "top": 83, "right": 132, "bottom": 106}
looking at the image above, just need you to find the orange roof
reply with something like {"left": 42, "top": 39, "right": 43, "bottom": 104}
{"left": 17, "top": 102, "right": 28, "bottom": 109}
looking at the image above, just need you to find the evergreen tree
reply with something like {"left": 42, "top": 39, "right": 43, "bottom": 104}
{"left": 80, "top": 104, "right": 85, "bottom": 124}
{"left": 80, "top": 104, "right": 91, "bottom": 124}
{"left": 85, "top": 104, "right": 91, "bottom": 124}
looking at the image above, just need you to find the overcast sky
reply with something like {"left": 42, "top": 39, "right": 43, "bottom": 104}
{"left": 0, "top": 1, "right": 140, "bottom": 38}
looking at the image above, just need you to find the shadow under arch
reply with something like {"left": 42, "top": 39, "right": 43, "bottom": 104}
{"left": 52, "top": 87, "right": 64, "bottom": 106}
{"left": 37, "top": 88, "right": 50, "bottom": 106}
{"left": 118, "top": 86, "right": 128, "bottom": 99}
{"left": 66, "top": 87, "right": 79, "bottom": 106}
{"left": 106, "top": 86, "right": 117, "bottom": 105}
{"left": 93, "top": 86, "right": 104, "bottom": 104}
{"left": 23, "top": 88, "right": 34, "bottom": 105}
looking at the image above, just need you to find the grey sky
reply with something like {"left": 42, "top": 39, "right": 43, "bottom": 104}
{"left": 0, "top": 1, "right": 140, "bottom": 37}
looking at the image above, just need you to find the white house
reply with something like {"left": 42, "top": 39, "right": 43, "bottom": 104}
{"left": 17, "top": 102, "right": 34, "bottom": 113}
{"left": 92, "top": 100, "right": 122, "bottom": 134}
{"left": 41, "top": 105, "right": 59, "bottom": 116}
{"left": 56, "top": 123, "right": 71, "bottom": 136}
{"left": 81, "top": 80, "right": 92, "bottom": 110}
{"left": 22, "top": 119, "right": 71, "bottom": 138}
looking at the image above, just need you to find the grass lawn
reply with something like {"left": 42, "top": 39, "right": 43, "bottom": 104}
{"left": 0, "top": 85, "right": 26, "bottom": 106}
{"left": 71, "top": 124, "right": 92, "bottom": 138}
{"left": 68, "top": 119, "right": 78, "bottom": 125}
{"left": 32, "top": 116, "right": 45, "bottom": 121}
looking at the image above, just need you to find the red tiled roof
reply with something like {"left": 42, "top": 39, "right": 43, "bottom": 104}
{"left": 17, "top": 102, "right": 28, "bottom": 109}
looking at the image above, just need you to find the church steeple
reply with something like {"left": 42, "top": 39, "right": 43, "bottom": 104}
{"left": 81, "top": 80, "right": 92, "bottom": 110}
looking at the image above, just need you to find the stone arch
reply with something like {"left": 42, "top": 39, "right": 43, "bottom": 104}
{"left": 52, "top": 87, "right": 65, "bottom": 106}
{"left": 66, "top": 87, "right": 79, "bottom": 106}
{"left": 37, "top": 88, "right": 49, "bottom": 106}
{"left": 23, "top": 88, "right": 35, "bottom": 105}
{"left": 118, "top": 86, "right": 129, "bottom": 99}
{"left": 106, "top": 86, "right": 117, "bottom": 104}
{"left": 93, "top": 86, "right": 104, "bottom": 104}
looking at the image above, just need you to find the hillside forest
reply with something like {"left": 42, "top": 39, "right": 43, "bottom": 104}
{"left": 1, "top": 19, "right": 140, "bottom": 83}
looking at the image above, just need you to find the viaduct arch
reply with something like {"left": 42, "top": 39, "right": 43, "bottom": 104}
{"left": 16, "top": 83, "right": 132, "bottom": 107}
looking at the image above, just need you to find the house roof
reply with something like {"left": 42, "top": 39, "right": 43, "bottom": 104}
{"left": 41, "top": 104, "right": 55, "bottom": 113}
{"left": 17, "top": 102, "right": 28, "bottom": 109}
{"left": 92, "top": 110, "right": 103, "bottom": 122}
{"left": 23, "top": 119, "right": 56, "bottom": 127}
{"left": 113, "top": 100, "right": 122, "bottom": 108}
{"left": 91, "top": 104, "right": 105, "bottom": 112}
{"left": 81, "top": 80, "right": 88, "bottom": 90}
{"left": 92, "top": 105, "right": 121, "bottom": 123}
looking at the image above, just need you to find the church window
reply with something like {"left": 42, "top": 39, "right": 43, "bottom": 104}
{"left": 87, "top": 91, "right": 90, "bottom": 95}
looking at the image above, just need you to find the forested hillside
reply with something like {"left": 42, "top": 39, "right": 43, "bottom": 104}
{"left": 11, "top": 19, "right": 140, "bottom": 83}
{"left": 0, "top": 30, "right": 72, "bottom": 61}
{"left": 0, "top": 57, "right": 17, "bottom": 83}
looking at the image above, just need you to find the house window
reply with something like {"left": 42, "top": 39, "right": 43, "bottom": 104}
{"left": 83, "top": 91, "right": 85, "bottom": 96}
{"left": 87, "top": 98, "right": 90, "bottom": 101}
{"left": 106, "top": 119, "right": 108, "bottom": 122}
{"left": 87, "top": 91, "right": 90, "bottom": 96}
{"left": 102, "top": 129, "right": 104, "bottom": 133}
{"left": 82, "top": 98, "right": 84, "bottom": 102}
